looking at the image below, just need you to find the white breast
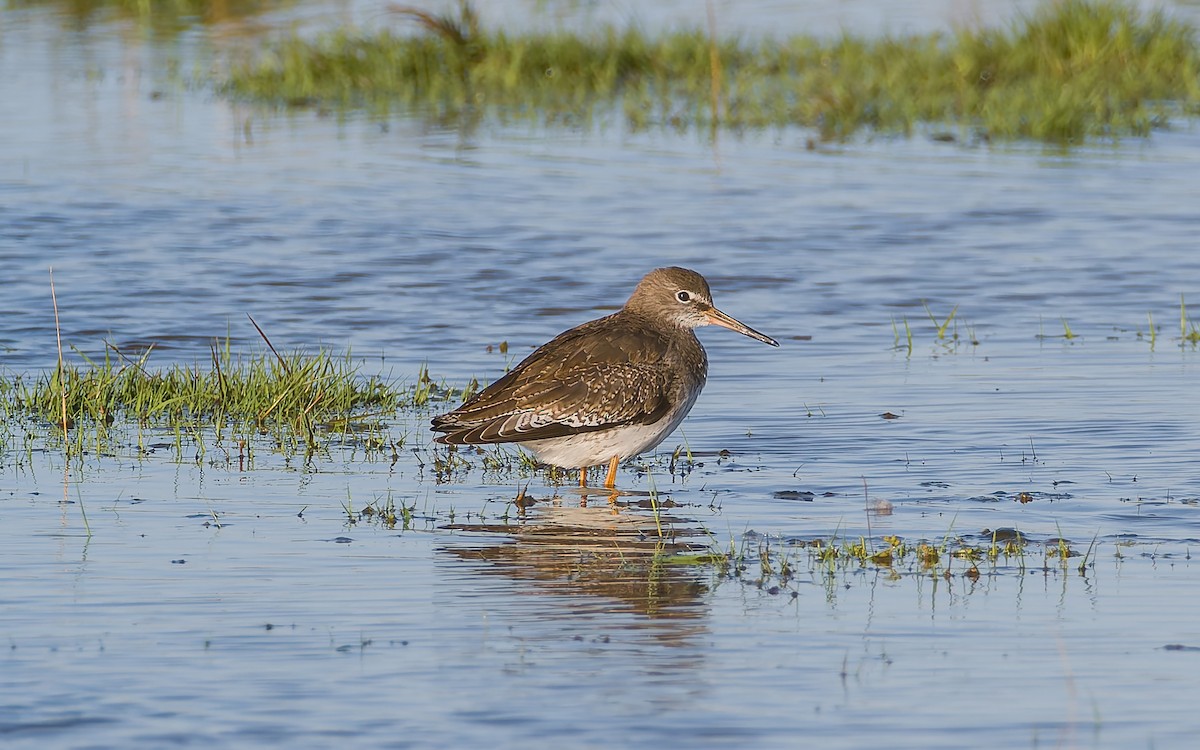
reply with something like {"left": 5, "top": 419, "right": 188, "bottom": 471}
{"left": 519, "top": 393, "right": 698, "bottom": 469}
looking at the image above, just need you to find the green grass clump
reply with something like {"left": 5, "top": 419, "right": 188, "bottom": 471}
{"left": 1182, "top": 295, "right": 1200, "bottom": 346}
{"left": 223, "top": 0, "right": 1200, "bottom": 143}
{"left": 951, "top": 0, "right": 1200, "bottom": 140}
{"left": 0, "top": 343, "right": 437, "bottom": 451}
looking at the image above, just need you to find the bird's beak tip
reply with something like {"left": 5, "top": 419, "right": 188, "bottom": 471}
{"left": 706, "top": 308, "right": 779, "bottom": 347}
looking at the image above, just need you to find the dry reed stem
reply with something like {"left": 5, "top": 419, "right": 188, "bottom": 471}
{"left": 49, "top": 268, "right": 69, "bottom": 449}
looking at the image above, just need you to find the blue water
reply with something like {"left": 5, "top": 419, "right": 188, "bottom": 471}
{"left": 3, "top": 2, "right": 1200, "bottom": 748}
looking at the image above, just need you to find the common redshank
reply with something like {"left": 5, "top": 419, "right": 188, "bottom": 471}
{"left": 431, "top": 267, "right": 779, "bottom": 489}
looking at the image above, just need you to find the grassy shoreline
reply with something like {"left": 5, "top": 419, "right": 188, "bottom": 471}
{"left": 223, "top": 0, "right": 1200, "bottom": 143}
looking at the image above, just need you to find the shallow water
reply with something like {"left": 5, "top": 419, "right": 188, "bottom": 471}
{"left": 3, "top": 2, "right": 1200, "bottom": 748}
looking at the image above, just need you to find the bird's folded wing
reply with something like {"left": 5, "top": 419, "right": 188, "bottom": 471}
{"left": 433, "top": 362, "right": 673, "bottom": 444}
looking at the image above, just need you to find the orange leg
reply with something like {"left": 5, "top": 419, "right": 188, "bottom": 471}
{"left": 579, "top": 467, "right": 588, "bottom": 488}
{"left": 603, "top": 455, "right": 620, "bottom": 489}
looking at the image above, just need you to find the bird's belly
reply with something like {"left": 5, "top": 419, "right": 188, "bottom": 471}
{"left": 520, "top": 410, "right": 690, "bottom": 469}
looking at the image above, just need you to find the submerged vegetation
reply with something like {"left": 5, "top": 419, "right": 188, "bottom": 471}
{"left": 224, "top": 0, "right": 1200, "bottom": 143}
{"left": 719, "top": 527, "right": 1096, "bottom": 596}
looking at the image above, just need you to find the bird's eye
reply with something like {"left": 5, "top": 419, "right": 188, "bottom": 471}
{"left": 676, "top": 291, "right": 691, "bottom": 303}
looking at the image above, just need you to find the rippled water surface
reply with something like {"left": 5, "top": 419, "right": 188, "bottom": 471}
{"left": 3, "top": 2, "right": 1200, "bottom": 748}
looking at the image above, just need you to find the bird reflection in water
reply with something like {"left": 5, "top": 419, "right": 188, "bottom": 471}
{"left": 440, "top": 490, "right": 713, "bottom": 624}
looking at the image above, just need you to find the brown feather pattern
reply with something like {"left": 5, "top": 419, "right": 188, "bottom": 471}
{"left": 431, "top": 311, "right": 701, "bottom": 445}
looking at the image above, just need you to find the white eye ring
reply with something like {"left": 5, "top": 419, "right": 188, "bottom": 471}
{"left": 676, "top": 290, "right": 692, "bottom": 303}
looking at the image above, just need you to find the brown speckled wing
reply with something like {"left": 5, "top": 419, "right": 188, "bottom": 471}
{"left": 431, "top": 316, "right": 678, "bottom": 445}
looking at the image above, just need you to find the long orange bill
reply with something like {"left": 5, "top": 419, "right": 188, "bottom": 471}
{"left": 705, "top": 306, "right": 780, "bottom": 347}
